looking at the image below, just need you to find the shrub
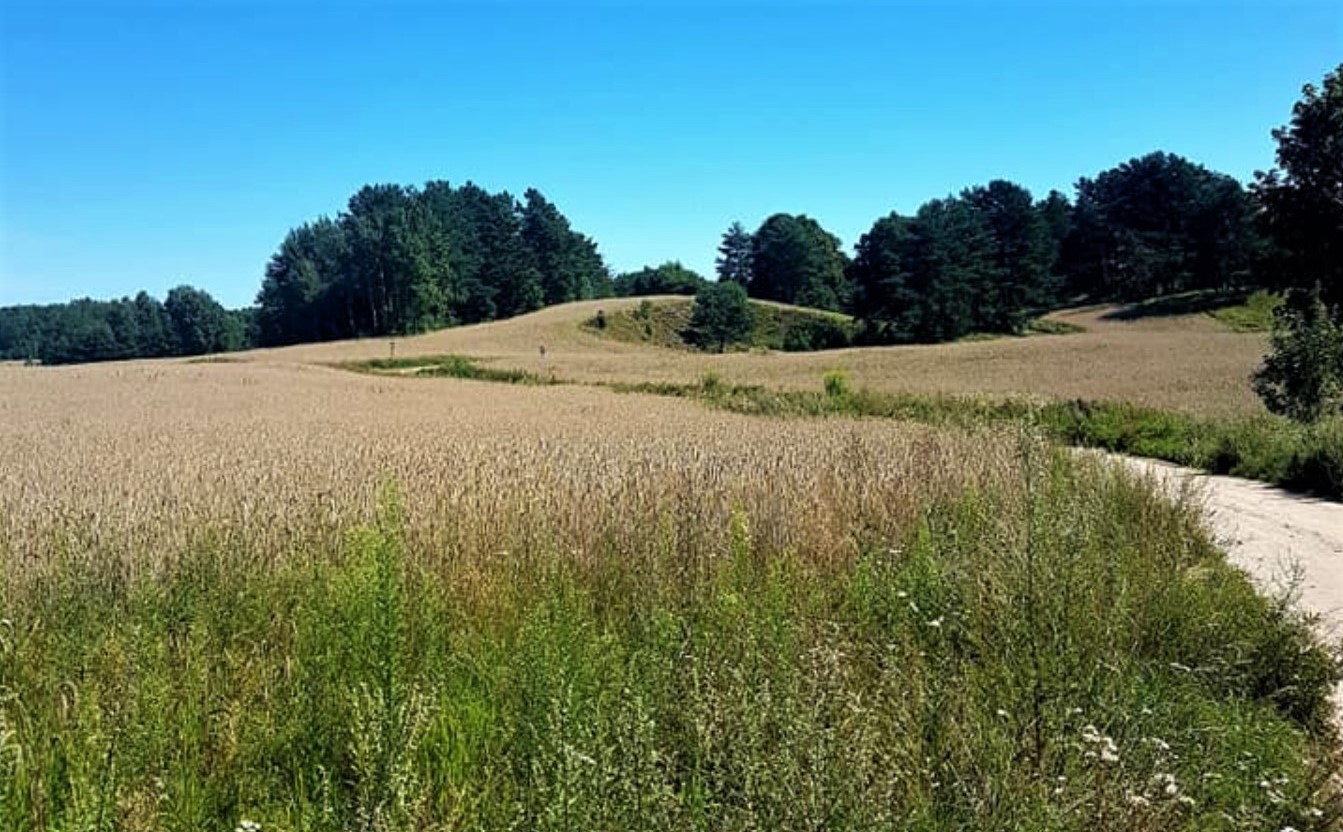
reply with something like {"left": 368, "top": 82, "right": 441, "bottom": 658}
{"left": 782, "top": 316, "right": 853, "bottom": 351}
{"left": 1254, "top": 289, "right": 1343, "bottom": 422}
{"left": 822, "top": 370, "right": 850, "bottom": 398}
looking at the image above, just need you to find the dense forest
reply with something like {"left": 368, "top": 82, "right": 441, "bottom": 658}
{"left": 0, "top": 286, "right": 251, "bottom": 364}
{"left": 3, "top": 64, "right": 1338, "bottom": 363}
{"left": 254, "top": 182, "right": 610, "bottom": 346}
{"left": 716, "top": 152, "right": 1264, "bottom": 343}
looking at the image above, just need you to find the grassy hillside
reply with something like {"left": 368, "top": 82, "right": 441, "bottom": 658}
{"left": 582, "top": 297, "right": 858, "bottom": 351}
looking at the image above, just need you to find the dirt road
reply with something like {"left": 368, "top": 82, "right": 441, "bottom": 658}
{"left": 1108, "top": 454, "right": 1343, "bottom": 707}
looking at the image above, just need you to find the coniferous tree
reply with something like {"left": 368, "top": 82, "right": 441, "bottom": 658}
{"left": 749, "top": 214, "right": 849, "bottom": 311}
{"left": 715, "top": 222, "right": 754, "bottom": 287}
{"left": 962, "top": 180, "right": 1056, "bottom": 331}
{"left": 849, "top": 212, "right": 918, "bottom": 340}
{"left": 1060, "top": 152, "right": 1258, "bottom": 300}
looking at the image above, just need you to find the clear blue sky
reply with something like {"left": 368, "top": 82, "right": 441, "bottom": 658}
{"left": 1, "top": 1, "right": 1339, "bottom": 308}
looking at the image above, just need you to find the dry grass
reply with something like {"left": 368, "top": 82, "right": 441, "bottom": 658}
{"left": 238, "top": 298, "right": 1269, "bottom": 417}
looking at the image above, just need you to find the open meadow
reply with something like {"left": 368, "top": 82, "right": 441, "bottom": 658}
{"left": 3, "top": 301, "right": 1339, "bottom": 831}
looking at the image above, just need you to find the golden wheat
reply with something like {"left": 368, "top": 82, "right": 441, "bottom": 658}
{"left": 237, "top": 299, "right": 1270, "bottom": 417}
{"left": 0, "top": 359, "right": 1024, "bottom": 589}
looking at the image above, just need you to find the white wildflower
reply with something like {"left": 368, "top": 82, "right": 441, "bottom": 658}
{"left": 1126, "top": 792, "right": 1150, "bottom": 807}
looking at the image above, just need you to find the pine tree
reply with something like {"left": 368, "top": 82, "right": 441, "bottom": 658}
{"left": 715, "top": 222, "right": 754, "bottom": 288}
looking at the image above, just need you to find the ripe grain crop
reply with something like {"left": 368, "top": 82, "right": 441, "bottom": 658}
{"left": 0, "top": 356, "right": 1336, "bottom": 831}
{"left": 248, "top": 298, "right": 1271, "bottom": 417}
{"left": 0, "top": 360, "right": 989, "bottom": 583}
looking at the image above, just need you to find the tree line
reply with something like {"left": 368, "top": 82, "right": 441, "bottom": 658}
{"left": 0, "top": 286, "right": 251, "bottom": 365}
{"left": 3, "top": 64, "right": 1337, "bottom": 367}
{"left": 255, "top": 182, "right": 610, "bottom": 345}
{"left": 710, "top": 150, "right": 1266, "bottom": 343}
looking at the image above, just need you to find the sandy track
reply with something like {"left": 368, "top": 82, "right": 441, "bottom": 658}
{"left": 1107, "top": 454, "right": 1343, "bottom": 707}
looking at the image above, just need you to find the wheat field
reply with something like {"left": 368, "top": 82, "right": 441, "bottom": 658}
{"left": 243, "top": 298, "right": 1270, "bottom": 417}
{"left": 1, "top": 304, "right": 1334, "bottom": 832}
{"left": 0, "top": 358, "right": 1000, "bottom": 585}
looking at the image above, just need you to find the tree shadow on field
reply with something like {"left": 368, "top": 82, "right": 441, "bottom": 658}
{"left": 1101, "top": 289, "right": 1251, "bottom": 322}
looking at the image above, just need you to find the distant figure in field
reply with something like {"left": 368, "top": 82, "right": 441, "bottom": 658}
{"left": 539, "top": 344, "right": 547, "bottom": 358}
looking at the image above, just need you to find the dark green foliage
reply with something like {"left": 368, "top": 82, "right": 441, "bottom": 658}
{"left": 0, "top": 286, "right": 246, "bottom": 364}
{"left": 963, "top": 180, "right": 1058, "bottom": 332}
{"left": 848, "top": 212, "right": 917, "bottom": 338}
{"left": 1037, "top": 189, "right": 1073, "bottom": 287}
{"left": 749, "top": 214, "right": 850, "bottom": 311}
{"left": 164, "top": 285, "right": 241, "bottom": 355}
{"left": 255, "top": 217, "right": 350, "bottom": 345}
{"left": 1254, "top": 289, "right": 1343, "bottom": 422}
{"left": 1254, "top": 64, "right": 1343, "bottom": 308}
{"left": 851, "top": 182, "right": 1067, "bottom": 344}
{"left": 522, "top": 188, "right": 612, "bottom": 306}
{"left": 850, "top": 197, "right": 997, "bottom": 342}
{"left": 780, "top": 314, "right": 853, "bottom": 351}
{"left": 715, "top": 221, "right": 754, "bottom": 286}
{"left": 686, "top": 281, "right": 753, "bottom": 352}
{"left": 1059, "top": 152, "right": 1260, "bottom": 301}
{"left": 611, "top": 261, "right": 707, "bottom": 297}
{"left": 584, "top": 298, "right": 856, "bottom": 352}
{"left": 255, "top": 181, "right": 609, "bottom": 345}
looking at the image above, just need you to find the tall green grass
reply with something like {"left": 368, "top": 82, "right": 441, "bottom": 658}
{"left": 2, "top": 451, "right": 1337, "bottom": 830}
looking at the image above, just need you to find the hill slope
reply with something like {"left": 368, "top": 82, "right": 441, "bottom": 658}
{"left": 237, "top": 296, "right": 1270, "bottom": 417}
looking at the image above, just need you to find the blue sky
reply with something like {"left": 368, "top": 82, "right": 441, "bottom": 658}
{"left": 1, "top": 1, "right": 1339, "bottom": 308}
